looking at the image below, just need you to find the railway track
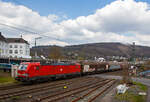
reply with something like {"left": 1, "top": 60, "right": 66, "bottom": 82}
{"left": 0, "top": 76, "right": 91, "bottom": 91}
{"left": 0, "top": 78, "right": 82, "bottom": 91}
{"left": 72, "top": 80, "right": 116, "bottom": 102}
{"left": 0, "top": 77, "right": 116, "bottom": 102}
{"left": 0, "top": 83, "right": 22, "bottom": 90}
{"left": 0, "top": 76, "right": 96, "bottom": 101}
{"left": 0, "top": 77, "right": 86, "bottom": 91}
{"left": 33, "top": 79, "right": 112, "bottom": 102}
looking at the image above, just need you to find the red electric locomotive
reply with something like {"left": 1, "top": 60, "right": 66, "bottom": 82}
{"left": 16, "top": 62, "right": 81, "bottom": 82}
{"left": 14, "top": 61, "right": 122, "bottom": 83}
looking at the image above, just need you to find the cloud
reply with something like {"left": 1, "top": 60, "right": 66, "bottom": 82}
{"left": 47, "top": 40, "right": 69, "bottom": 46}
{"left": 48, "top": 14, "right": 59, "bottom": 21}
{"left": 0, "top": 1, "right": 62, "bottom": 45}
{"left": 0, "top": 0, "right": 150, "bottom": 46}
{"left": 57, "top": 0, "right": 150, "bottom": 45}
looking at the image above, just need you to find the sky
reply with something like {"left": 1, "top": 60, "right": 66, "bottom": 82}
{"left": 2, "top": 0, "right": 116, "bottom": 18}
{"left": 0, "top": 0, "right": 150, "bottom": 47}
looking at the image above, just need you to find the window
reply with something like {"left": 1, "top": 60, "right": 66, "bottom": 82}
{"left": 0, "top": 49, "right": 2, "bottom": 54}
{"left": 15, "top": 50, "right": 18, "bottom": 54}
{"left": 20, "top": 45, "right": 22, "bottom": 48}
{"left": 26, "top": 45, "right": 29, "bottom": 48}
{"left": 20, "top": 50, "right": 23, "bottom": 54}
{"left": 26, "top": 50, "right": 29, "bottom": 55}
{"left": 9, "top": 50, "right": 13, "bottom": 54}
{"left": 9, "top": 45, "right": 12, "bottom": 48}
{"left": 2, "top": 49, "right": 4, "bottom": 54}
{"left": 10, "top": 45, "right": 12, "bottom": 48}
{"left": 14, "top": 45, "right": 18, "bottom": 48}
{"left": 6, "top": 50, "right": 7, "bottom": 54}
{"left": 19, "top": 64, "right": 28, "bottom": 70}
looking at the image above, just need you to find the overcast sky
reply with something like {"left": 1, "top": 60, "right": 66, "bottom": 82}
{"left": 0, "top": 0, "right": 150, "bottom": 47}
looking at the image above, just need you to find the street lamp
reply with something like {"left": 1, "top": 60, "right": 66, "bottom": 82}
{"left": 34, "top": 37, "right": 42, "bottom": 58}
{"left": 0, "top": 49, "right": 2, "bottom": 58}
{"left": 35, "top": 37, "right": 42, "bottom": 47}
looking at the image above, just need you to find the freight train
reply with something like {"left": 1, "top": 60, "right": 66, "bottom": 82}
{"left": 14, "top": 61, "right": 122, "bottom": 82}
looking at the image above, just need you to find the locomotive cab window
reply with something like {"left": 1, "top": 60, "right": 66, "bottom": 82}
{"left": 19, "top": 64, "right": 28, "bottom": 70}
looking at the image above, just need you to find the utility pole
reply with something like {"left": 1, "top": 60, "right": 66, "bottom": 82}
{"left": 0, "top": 49, "right": 1, "bottom": 58}
{"left": 132, "top": 42, "right": 135, "bottom": 64}
{"left": 34, "top": 37, "right": 42, "bottom": 58}
{"left": 20, "top": 34, "right": 22, "bottom": 38}
{"left": 122, "top": 59, "right": 132, "bottom": 84}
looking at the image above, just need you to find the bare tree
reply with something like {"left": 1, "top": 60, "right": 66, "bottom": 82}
{"left": 122, "top": 60, "right": 132, "bottom": 84}
{"left": 49, "top": 46, "right": 62, "bottom": 61}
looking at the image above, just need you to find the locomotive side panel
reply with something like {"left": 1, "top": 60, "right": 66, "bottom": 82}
{"left": 17, "top": 63, "right": 81, "bottom": 82}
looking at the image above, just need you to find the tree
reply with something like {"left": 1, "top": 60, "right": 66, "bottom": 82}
{"left": 49, "top": 46, "right": 62, "bottom": 60}
{"left": 122, "top": 60, "right": 132, "bottom": 84}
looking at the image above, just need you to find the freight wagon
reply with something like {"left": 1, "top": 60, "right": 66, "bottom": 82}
{"left": 81, "top": 62, "right": 110, "bottom": 75}
{"left": 14, "top": 61, "right": 122, "bottom": 83}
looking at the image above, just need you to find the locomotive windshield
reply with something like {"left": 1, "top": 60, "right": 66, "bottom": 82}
{"left": 19, "top": 64, "right": 28, "bottom": 70}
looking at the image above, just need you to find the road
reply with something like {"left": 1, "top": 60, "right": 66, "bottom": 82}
{"left": 93, "top": 74, "right": 150, "bottom": 86}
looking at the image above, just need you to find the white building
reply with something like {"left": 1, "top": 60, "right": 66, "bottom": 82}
{"left": 0, "top": 34, "right": 9, "bottom": 57}
{"left": 0, "top": 32, "right": 31, "bottom": 58}
{"left": 95, "top": 57, "right": 106, "bottom": 62}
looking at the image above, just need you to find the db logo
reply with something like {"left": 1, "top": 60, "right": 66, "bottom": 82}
{"left": 60, "top": 68, "right": 63, "bottom": 71}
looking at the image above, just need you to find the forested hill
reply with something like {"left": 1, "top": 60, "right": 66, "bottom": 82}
{"left": 31, "top": 42, "right": 150, "bottom": 59}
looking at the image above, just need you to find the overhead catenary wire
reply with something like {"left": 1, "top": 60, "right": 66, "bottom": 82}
{"left": 0, "top": 0, "right": 62, "bottom": 41}
{"left": 0, "top": 23, "right": 37, "bottom": 34}
{"left": 0, "top": 22, "right": 64, "bottom": 42}
{"left": 1, "top": 22, "right": 44, "bottom": 34}
{"left": 1, "top": 0, "right": 69, "bottom": 44}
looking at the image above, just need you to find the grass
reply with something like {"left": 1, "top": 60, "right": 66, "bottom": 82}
{"left": 116, "top": 91, "right": 146, "bottom": 102}
{"left": 11, "top": 96, "right": 20, "bottom": 100}
{"left": 133, "top": 81, "right": 148, "bottom": 92}
{"left": 133, "top": 95, "right": 146, "bottom": 102}
{"left": 0, "top": 77, "right": 16, "bottom": 84}
{"left": 115, "top": 82, "right": 147, "bottom": 102}
{"left": 0, "top": 70, "right": 17, "bottom": 84}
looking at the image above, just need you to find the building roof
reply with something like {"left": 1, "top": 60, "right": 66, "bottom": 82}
{"left": 6, "top": 38, "right": 29, "bottom": 44}
{"left": 0, "top": 32, "right": 7, "bottom": 42}
{"left": 0, "top": 32, "right": 29, "bottom": 44}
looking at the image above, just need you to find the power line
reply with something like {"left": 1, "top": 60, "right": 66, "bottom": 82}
{"left": 0, "top": 23, "right": 37, "bottom": 34}
{"left": 0, "top": 22, "right": 64, "bottom": 42}
{"left": 5, "top": 22, "right": 44, "bottom": 34}
{"left": 2, "top": 0, "right": 66, "bottom": 42}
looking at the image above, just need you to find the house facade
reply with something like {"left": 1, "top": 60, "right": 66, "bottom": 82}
{"left": 0, "top": 34, "right": 8, "bottom": 57}
{"left": 0, "top": 32, "right": 31, "bottom": 58}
